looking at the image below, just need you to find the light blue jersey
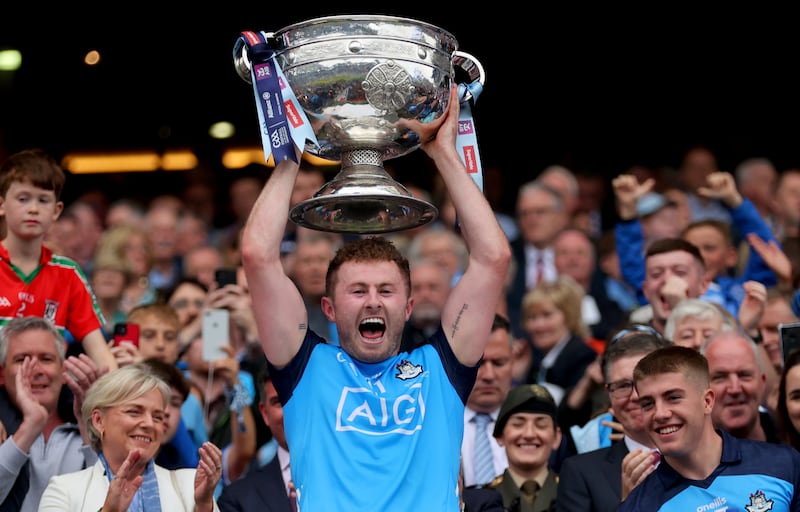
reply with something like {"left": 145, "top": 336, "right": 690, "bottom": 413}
{"left": 269, "top": 327, "right": 478, "bottom": 511}
{"left": 619, "top": 429, "right": 800, "bottom": 511}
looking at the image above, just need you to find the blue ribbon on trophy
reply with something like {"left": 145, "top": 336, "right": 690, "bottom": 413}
{"left": 456, "top": 80, "right": 484, "bottom": 192}
{"left": 235, "top": 31, "right": 318, "bottom": 164}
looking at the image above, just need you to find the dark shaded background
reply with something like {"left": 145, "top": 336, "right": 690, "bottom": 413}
{"left": 2, "top": 7, "right": 799, "bottom": 216}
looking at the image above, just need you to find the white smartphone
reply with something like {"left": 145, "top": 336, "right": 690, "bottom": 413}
{"left": 202, "top": 308, "right": 230, "bottom": 362}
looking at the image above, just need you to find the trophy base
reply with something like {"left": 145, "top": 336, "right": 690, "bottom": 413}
{"left": 289, "top": 149, "right": 438, "bottom": 234}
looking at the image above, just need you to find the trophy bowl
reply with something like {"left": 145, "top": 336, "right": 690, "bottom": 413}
{"left": 234, "top": 15, "right": 485, "bottom": 233}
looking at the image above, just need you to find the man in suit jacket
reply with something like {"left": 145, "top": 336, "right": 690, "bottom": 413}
{"left": 218, "top": 458, "right": 291, "bottom": 512}
{"left": 462, "top": 314, "right": 514, "bottom": 487}
{"left": 506, "top": 180, "right": 569, "bottom": 338}
{"left": 555, "top": 330, "right": 669, "bottom": 512}
{"left": 462, "top": 487, "right": 505, "bottom": 511}
{"left": 218, "top": 368, "right": 293, "bottom": 512}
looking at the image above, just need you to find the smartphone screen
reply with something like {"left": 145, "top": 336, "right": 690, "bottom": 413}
{"left": 202, "top": 308, "right": 230, "bottom": 361}
{"left": 113, "top": 323, "right": 140, "bottom": 347}
{"left": 215, "top": 268, "right": 238, "bottom": 288}
{"left": 779, "top": 322, "right": 800, "bottom": 363}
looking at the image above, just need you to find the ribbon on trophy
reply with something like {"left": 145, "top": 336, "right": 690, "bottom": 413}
{"left": 456, "top": 80, "right": 484, "bottom": 193}
{"left": 234, "top": 31, "right": 318, "bottom": 164}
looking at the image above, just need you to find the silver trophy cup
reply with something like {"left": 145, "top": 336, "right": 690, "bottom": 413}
{"left": 233, "top": 15, "right": 485, "bottom": 234}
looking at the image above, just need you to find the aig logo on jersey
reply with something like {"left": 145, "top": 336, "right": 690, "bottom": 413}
{"left": 336, "top": 382, "right": 426, "bottom": 435}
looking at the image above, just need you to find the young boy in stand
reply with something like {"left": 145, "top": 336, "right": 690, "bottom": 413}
{"left": 0, "top": 148, "right": 116, "bottom": 371}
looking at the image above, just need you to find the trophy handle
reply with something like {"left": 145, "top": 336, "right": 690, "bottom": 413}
{"left": 233, "top": 31, "right": 278, "bottom": 83}
{"left": 452, "top": 51, "right": 485, "bottom": 103}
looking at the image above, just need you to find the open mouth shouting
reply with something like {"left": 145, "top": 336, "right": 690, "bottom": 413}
{"left": 359, "top": 317, "right": 386, "bottom": 344}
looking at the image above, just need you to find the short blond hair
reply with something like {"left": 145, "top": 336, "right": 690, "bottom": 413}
{"left": 82, "top": 363, "right": 169, "bottom": 452}
{"left": 521, "top": 275, "right": 590, "bottom": 339}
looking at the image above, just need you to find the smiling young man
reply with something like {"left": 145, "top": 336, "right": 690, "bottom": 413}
{"left": 556, "top": 330, "right": 669, "bottom": 512}
{"left": 620, "top": 346, "right": 800, "bottom": 511}
{"left": 241, "top": 86, "right": 511, "bottom": 511}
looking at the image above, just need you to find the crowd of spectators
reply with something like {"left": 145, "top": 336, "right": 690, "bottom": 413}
{"left": 4, "top": 140, "right": 800, "bottom": 510}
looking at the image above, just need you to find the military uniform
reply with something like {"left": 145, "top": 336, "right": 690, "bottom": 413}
{"left": 488, "top": 469, "right": 557, "bottom": 512}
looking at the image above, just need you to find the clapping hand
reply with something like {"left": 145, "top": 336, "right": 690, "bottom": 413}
{"left": 63, "top": 354, "right": 107, "bottom": 441}
{"left": 16, "top": 356, "right": 48, "bottom": 430}
{"left": 194, "top": 441, "right": 223, "bottom": 512}
{"left": 738, "top": 280, "right": 767, "bottom": 333}
{"left": 101, "top": 449, "right": 147, "bottom": 512}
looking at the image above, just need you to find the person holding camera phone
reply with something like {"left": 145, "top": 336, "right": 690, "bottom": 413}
{"left": 182, "top": 306, "right": 257, "bottom": 497}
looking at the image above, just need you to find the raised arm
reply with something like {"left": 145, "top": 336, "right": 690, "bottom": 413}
{"left": 612, "top": 174, "right": 653, "bottom": 304}
{"left": 400, "top": 86, "right": 511, "bottom": 365}
{"left": 240, "top": 147, "right": 307, "bottom": 368}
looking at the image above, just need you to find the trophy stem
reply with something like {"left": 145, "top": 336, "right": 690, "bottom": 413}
{"left": 288, "top": 148, "right": 438, "bottom": 234}
{"left": 340, "top": 148, "right": 386, "bottom": 174}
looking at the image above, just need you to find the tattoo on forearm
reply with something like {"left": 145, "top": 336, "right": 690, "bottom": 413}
{"left": 450, "top": 304, "right": 468, "bottom": 338}
{"left": 299, "top": 323, "right": 306, "bottom": 331}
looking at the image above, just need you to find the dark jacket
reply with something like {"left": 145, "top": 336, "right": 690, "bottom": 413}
{"left": 217, "top": 456, "right": 292, "bottom": 512}
{"left": 555, "top": 440, "right": 629, "bottom": 512}
{"left": 0, "top": 387, "right": 27, "bottom": 512}
{"left": 463, "top": 486, "right": 505, "bottom": 511}
{"left": 506, "top": 238, "right": 531, "bottom": 339}
{"left": 527, "top": 335, "right": 598, "bottom": 391}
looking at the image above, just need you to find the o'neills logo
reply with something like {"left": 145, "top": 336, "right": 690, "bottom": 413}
{"left": 285, "top": 101, "right": 303, "bottom": 128}
{"left": 463, "top": 146, "right": 477, "bottom": 173}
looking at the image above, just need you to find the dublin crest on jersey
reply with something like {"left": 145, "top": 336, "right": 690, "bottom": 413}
{"left": 395, "top": 360, "right": 423, "bottom": 380}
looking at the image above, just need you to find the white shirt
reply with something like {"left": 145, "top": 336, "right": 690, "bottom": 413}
{"left": 524, "top": 246, "right": 556, "bottom": 288}
{"left": 582, "top": 294, "right": 601, "bottom": 327}
{"left": 624, "top": 435, "right": 661, "bottom": 469}
{"left": 461, "top": 407, "right": 508, "bottom": 487}
{"left": 278, "top": 445, "right": 292, "bottom": 498}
